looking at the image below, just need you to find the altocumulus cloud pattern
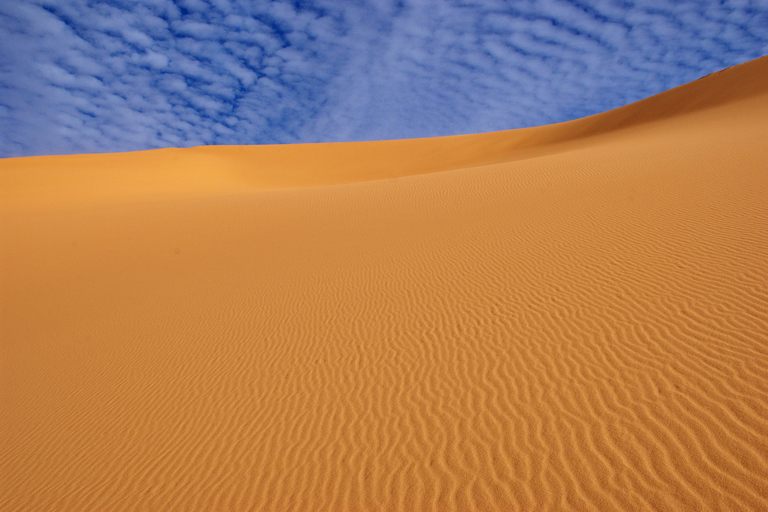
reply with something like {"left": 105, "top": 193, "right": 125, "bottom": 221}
{"left": 0, "top": 0, "right": 766, "bottom": 157}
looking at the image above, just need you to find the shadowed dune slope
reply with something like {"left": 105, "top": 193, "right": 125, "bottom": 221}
{"left": 1, "top": 57, "right": 767, "bottom": 511}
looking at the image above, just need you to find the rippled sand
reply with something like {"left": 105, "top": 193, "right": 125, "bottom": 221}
{"left": 2, "top": 56, "right": 767, "bottom": 511}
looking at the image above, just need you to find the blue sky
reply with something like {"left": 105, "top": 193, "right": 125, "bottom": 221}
{"left": 0, "top": 0, "right": 766, "bottom": 157}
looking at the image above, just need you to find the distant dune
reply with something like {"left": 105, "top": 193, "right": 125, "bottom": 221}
{"left": 2, "top": 56, "right": 767, "bottom": 511}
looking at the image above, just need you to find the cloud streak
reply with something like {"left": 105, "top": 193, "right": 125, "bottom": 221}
{"left": 1, "top": 0, "right": 766, "bottom": 157}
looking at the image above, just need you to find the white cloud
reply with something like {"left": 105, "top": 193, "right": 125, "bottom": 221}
{"left": 172, "top": 20, "right": 221, "bottom": 39}
{"left": 141, "top": 51, "right": 170, "bottom": 69}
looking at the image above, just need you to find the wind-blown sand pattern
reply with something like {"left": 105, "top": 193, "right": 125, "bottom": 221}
{"left": 2, "top": 57, "right": 767, "bottom": 511}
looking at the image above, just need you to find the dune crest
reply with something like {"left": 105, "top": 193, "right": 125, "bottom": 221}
{"left": 3, "top": 56, "right": 768, "bottom": 208}
{"left": 2, "top": 57, "right": 768, "bottom": 511}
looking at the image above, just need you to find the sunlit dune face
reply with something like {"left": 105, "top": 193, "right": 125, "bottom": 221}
{"left": 1, "top": 57, "right": 767, "bottom": 511}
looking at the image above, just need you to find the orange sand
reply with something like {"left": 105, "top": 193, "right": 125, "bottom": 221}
{"left": 2, "top": 57, "right": 767, "bottom": 511}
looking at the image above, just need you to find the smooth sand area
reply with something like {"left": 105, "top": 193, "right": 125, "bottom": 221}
{"left": 2, "top": 57, "right": 767, "bottom": 511}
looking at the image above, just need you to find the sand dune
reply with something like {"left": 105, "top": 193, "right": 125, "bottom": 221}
{"left": 2, "top": 56, "right": 767, "bottom": 511}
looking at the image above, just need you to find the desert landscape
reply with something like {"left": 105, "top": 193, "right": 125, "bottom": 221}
{"left": 1, "top": 56, "right": 767, "bottom": 511}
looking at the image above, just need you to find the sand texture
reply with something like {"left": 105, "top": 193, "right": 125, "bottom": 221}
{"left": 2, "top": 57, "right": 768, "bottom": 511}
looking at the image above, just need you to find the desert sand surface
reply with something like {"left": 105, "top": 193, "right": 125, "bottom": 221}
{"left": 2, "top": 56, "right": 768, "bottom": 511}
